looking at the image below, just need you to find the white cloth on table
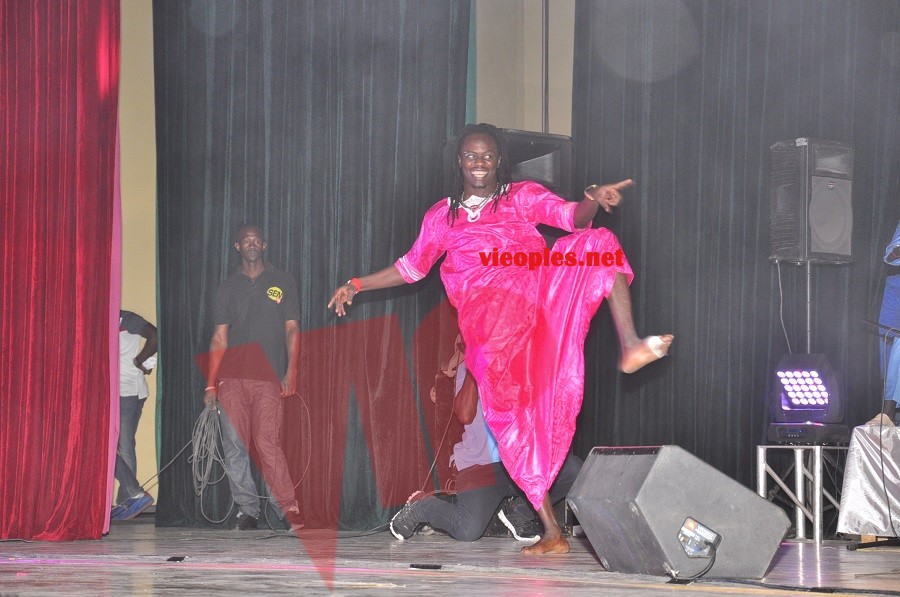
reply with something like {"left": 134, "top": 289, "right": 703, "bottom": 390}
{"left": 837, "top": 424, "right": 900, "bottom": 536}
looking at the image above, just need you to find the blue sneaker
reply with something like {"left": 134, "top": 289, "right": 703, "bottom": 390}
{"left": 110, "top": 503, "right": 127, "bottom": 520}
{"left": 111, "top": 492, "right": 153, "bottom": 521}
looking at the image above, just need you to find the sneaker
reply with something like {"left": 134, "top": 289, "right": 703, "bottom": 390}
{"left": 483, "top": 512, "right": 512, "bottom": 537}
{"left": 281, "top": 506, "right": 304, "bottom": 532}
{"left": 110, "top": 503, "right": 126, "bottom": 520}
{"left": 498, "top": 508, "right": 541, "bottom": 543}
{"left": 390, "top": 491, "right": 425, "bottom": 541}
{"left": 236, "top": 511, "right": 258, "bottom": 530}
{"left": 111, "top": 492, "right": 153, "bottom": 521}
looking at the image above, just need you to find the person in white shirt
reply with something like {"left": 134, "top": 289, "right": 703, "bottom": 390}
{"left": 111, "top": 310, "right": 157, "bottom": 520}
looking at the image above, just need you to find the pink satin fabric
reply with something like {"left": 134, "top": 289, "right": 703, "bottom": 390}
{"left": 397, "top": 181, "right": 633, "bottom": 509}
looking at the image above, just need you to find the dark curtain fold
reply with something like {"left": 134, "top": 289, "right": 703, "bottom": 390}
{"left": 571, "top": 0, "right": 900, "bottom": 485}
{"left": 154, "top": 0, "right": 470, "bottom": 529}
{"left": 0, "top": 0, "right": 120, "bottom": 540}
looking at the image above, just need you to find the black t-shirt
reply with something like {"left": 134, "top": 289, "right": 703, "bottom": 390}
{"left": 212, "top": 264, "right": 300, "bottom": 379}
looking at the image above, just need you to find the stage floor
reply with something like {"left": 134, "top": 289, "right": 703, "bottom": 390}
{"left": 2, "top": 516, "right": 900, "bottom": 596}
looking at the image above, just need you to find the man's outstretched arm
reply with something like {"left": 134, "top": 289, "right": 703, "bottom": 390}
{"left": 327, "top": 264, "right": 407, "bottom": 317}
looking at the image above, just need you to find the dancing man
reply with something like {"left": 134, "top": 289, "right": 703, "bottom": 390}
{"left": 328, "top": 123, "right": 672, "bottom": 554}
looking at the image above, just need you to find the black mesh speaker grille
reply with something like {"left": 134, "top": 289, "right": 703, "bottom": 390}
{"left": 809, "top": 177, "right": 852, "bottom": 255}
{"left": 770, "top": 145, "right": 806, "bottom": 261}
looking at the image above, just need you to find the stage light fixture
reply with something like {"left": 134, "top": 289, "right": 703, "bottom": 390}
{"left": 767, "top": 353, "right": 850, "bottom": 444}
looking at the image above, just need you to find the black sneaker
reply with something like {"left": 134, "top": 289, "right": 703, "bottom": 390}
{"left": 236, "top": 511, "right": 258, "bottom": 530}
{"left": 389, "top": 491, "right": 424, "bottom": 541}
{"left": 482, "top": 512, "right": 511, "bottom": 538}
{"left": 498, "top": 507, "right": 541, "bottom": 543}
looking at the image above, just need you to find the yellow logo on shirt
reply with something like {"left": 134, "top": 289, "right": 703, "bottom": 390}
{"left": 267, "top": 286, "right": 283, "bottom": 304}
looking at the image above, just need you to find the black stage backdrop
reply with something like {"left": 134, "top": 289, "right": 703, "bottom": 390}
{"left": 154, "top": 0, "right": 899, "bottom": 530}
{"left": 571, "top": 0, "right": 900, "bottom": 486}
{"left": 153, "top": 0, "right": 470, "bottom": 529}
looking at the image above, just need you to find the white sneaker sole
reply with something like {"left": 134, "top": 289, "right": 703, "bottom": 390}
{"left": 389, "top": 491, "right": 425, "bottom": 541}
{"left": 389, "top": 520, "right": 406, "bottom": 541}
{"left": 497, "top": 510, "right": 540, "bottom": 544}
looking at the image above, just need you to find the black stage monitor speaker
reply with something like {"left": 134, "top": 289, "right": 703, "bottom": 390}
{"left": 443, "top": 128, "right": 573, "bottom": 200}
{"left": 769, "top": 138, "right": 853, "bottom": 264}
{"left": 567, "top": 446, "right": 790, "bottom": 579}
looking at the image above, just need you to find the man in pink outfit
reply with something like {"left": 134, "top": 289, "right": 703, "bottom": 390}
{"left": 329, "top": 123, "right": 672, "bottom": 554}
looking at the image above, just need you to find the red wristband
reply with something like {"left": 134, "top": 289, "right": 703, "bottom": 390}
{"left": 348, "top": 278, "right": 362, "bottom": 292}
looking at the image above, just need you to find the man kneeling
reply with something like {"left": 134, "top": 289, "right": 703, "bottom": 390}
{"left": 390, "top": 344, "right": 580, "bottom": 542}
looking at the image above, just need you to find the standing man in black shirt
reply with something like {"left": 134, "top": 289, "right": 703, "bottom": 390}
{"left": 203, "top": 225, "right": 302, "bottom": 530}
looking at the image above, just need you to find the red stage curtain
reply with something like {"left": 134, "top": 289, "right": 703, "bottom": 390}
{"left": 0, "top": 0, "right": 120, "bottom": 540}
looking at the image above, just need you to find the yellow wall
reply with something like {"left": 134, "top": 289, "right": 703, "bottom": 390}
{"left": 475, "top": 0, "right": 575, "bottom": 135}
{"left": 119, "top": 0, "right": 158, "bottom": 503}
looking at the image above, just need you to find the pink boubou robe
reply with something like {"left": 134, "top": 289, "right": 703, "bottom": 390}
{"left": 396, "top": 181, "right": 633, "bottom": 509}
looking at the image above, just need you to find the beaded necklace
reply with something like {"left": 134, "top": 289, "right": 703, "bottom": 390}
{"left": 455, "top": 183, "right": 502, "bottom": 222}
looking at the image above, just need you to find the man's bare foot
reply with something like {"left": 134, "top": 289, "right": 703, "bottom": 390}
{"left": 619, "top": 334, "right": 674, "bottom": 373}
{"left": 521, "top": 534, "right": 570, "bottom": 555}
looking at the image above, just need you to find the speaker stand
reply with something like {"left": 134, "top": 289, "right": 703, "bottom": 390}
{"left": 805, "top": 261, "right": 812, "bottom": 352}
